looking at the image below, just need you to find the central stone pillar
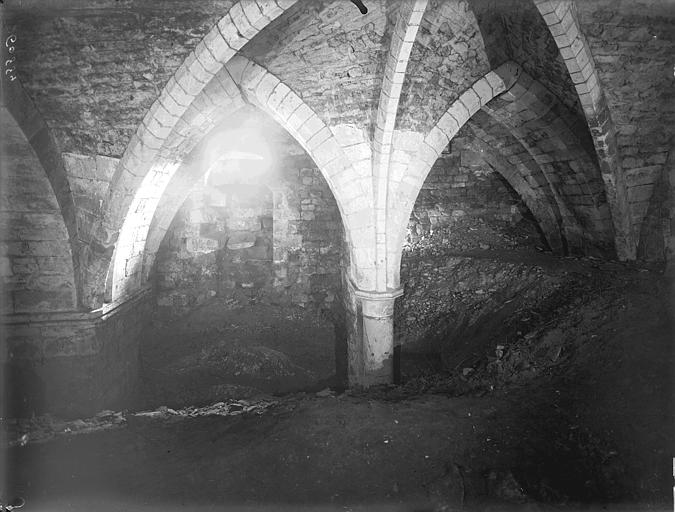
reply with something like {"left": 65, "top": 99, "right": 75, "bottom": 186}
{"left": 353, "top": 288, "right": 404, "bottom": 386}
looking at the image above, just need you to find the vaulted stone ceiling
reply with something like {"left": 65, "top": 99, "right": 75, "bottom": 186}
{"left": 2, "top": 0, "right": 674, "bottom": 311}
{"left": 5, "top": 0, "right": 238, "bottom": 157}
{"left": 2, "top": 0, "right": 595, "bottom": 156}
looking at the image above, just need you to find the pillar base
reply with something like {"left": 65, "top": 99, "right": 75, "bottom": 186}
{"left": 351, "top": 287, "right": 403, "bottom": 387}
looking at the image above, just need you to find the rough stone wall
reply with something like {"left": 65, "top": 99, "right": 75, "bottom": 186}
{"left": 155, "top": 183, "right": 273, "bottom": 310}
{"left": 271, "top": 158, "right": 344, "bottom": 310}
{"left": 154, "top": 152, "right": 344, "bottom": 314}
{"left": 667, "top": 146, "right": 675, "bottom": 268}
{"left": 397, "top": 125, "right": 548, "bottom": 355}
{"left": 467, "top": 113, "right": 566, "bottom": 252}
{"left": 406, "top": 133, "right": 525, "bottom": 246}
{"left": 397, "top": 0, "right": 491, "bottom": 133}
{"left": 5, "top": 0, "right": 235, "bottom": 157}
{"left": 499, "top": 0, "right": 585, "bottom": 122}
{"left": 0, "top": 107, "right": 77, "bottom": 314}
{"left": 242, "top": 0, "right": 393, "bottom": 129}
{"left": 575, "top": 0, "right": 675, "bottom": 260}
{"left": 636, "top": 166, "right": 668, "bottom": 262}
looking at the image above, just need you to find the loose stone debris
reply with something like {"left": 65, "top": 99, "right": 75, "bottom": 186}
{"left": 3, "top": 397, "right": 278, "bottom": 447}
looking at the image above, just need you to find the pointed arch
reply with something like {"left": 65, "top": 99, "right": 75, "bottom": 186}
{"left": 386, "top": 60, "right": 618, "bottom": 288}
{"left": 481, "top": 69, "right": 614, "bottom": 255}
{"left": 467, "top": 119, "right": 565, "bottom": 253}
{"left": 534, "top": 0, "right": 634, "bottom": 259}
{"left": 385, "top": 61, "right": 521, "bottom": 288}
{"left": 81, "top": 0, "right": 299, "bottom": 308}
{"left": 109, "top": 56, "right": 376, "bottom": 302}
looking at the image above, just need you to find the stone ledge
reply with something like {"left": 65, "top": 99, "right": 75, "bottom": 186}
{"left": 1, "top": 286, "right": 152, "bottom": 326}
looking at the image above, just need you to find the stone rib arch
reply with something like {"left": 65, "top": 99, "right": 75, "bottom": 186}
{"left": 385, "top": 61, "right": 522, "bottom": 289}
{"left": 1, "top": 78, "right": 83, "bottom": 309}
{"left": 534, "top": 0, "right": 635, "bottom": 259}
{"left": 109, "top": 56, "right": 376, "bottom": 302}
{"left": 386, "top": 61, "right": 618, "bottom": 288}
{"left": 139, "top": 58, "right": 376, "bottom": 289}
{"left": 84, "top": 0, "right": 298, "bottom": 308}
{"left": 108, "top": 67, "right": 248, "bottom": 301}
{"left": 481, "top": 69, "right": 615, "bottom": 256}
{"left": 467, "top": 120, "right": 566, "bottom": 253}
{"left": 372, "top": 0, "right": 428, "bottom": 290}
{"left": 230, "top": 56, "right": 375, "bottom": 290}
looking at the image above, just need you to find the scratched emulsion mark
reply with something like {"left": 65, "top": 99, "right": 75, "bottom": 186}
{"left": 4, "top": 33, "right": 17, "bottom": 81}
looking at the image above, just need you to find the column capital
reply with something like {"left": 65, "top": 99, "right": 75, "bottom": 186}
{"left": 353, "top": 287, "right": 403, "bottom": 318}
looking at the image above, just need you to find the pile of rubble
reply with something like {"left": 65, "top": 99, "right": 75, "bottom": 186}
{"left": 3, "top": 397, "right": 278, "bottom": 447}
{"left": 133, "top": 398, "right": 277, "bottom": 419}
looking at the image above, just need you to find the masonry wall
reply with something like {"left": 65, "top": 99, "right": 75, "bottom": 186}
{"left": 271, "top": 160, "right": 345, "bottom": 311}
{"left": 0, "top": 107, "right": 77, "bottom": 315}
{"left": 154, "top": 152, "right": 345, "bottom": 315}
{"left": 575, "top": 1, "right": 675, "bottom": 261}
{"left": 8, "top": 0, "right": 237, "bottom": 158}
{"left": 405, "top": 134, "right": 529, "bottom": 249}
{"left": 155, "top": 183, "right": 273, "bottom": 309}
{"left": 0, "top": 108, "right": 154, "bottom": 418}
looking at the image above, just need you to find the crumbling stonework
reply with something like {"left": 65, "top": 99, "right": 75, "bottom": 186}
{"left": 242, "top": 0, "right": 392, "bottom": 129}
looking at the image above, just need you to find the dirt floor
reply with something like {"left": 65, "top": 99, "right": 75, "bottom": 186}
{"left": 136, "top": 301, "right": 338, "bottom": 409}
{"left": 2, "top": 241, "right": 674, "bottom": 511}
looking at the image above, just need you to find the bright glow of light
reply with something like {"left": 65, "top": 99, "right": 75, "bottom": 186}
{"left": 219, "top": 150, "right": 264, "bottom": 161}
{"left": 201, "top": 117, "right": 277, "bottom": 186}
{"left": 110, "top": 160, "right": 181, "bottom": 302}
